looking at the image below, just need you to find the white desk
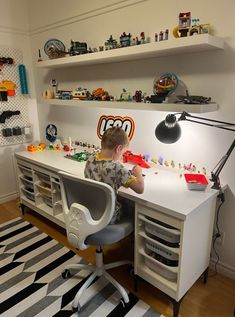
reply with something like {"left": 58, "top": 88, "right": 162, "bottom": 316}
{"left": 15, "top": 150, "right": 220, "bottom": 317}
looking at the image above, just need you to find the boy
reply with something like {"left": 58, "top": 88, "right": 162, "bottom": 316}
{"left": 84, "top": 127, "right": 144, "bottom": 224}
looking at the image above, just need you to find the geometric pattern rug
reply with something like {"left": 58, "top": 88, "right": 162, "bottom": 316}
{"left": 0, "top": 217, "right": 164, "bottom": 317}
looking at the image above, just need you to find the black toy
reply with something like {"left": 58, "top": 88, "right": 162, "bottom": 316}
{"left": 175, "top": 90, "right": 211, "bottom": 104}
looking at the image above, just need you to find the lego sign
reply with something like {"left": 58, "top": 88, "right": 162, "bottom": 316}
{"left": 97, "top": 115, "right": 135, "bottom": 140}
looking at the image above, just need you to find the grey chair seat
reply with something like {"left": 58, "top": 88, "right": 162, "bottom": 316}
{"left": 86, "top": 212, "right": 133, "bottom": 245}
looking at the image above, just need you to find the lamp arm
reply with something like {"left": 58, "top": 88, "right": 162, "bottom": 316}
{"left": 184, "top": 118, "right": 235, "bottom": 132}
{"left": 211, "top": 138, "right": 235, "bottom": 182}
{"left": 179, "top": 112, "right": 235, "bottom": 128}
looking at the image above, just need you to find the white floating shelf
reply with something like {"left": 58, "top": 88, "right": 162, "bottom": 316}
{"left": 36, "top": 34, "right": 224, "bottom": 69}
{"left": 41, "top": 98, "right": 218, "bottom": 113}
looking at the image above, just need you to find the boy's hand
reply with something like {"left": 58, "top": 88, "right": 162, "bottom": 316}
{"left": 132, "top": 165, "right": 143, "bottom": 177}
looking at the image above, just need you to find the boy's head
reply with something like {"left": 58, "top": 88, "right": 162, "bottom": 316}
{"left": 101, "top": 127, "right": 129, "bottom": 159}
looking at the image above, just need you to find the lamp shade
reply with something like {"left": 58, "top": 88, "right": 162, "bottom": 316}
{"left": 155, "top": 115, "right": 181, "bottom": 144}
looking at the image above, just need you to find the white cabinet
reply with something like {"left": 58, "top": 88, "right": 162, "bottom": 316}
{"left": 37, "top": 34, "right": 224, "bottom": 113}
{"left": 135, "top": 197, "right": 216, "bottom": 305}
{"left": 17, "top": 159, "right": 64, "bottom": 227}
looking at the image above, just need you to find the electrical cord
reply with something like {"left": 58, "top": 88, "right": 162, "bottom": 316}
{"left": 209, "top": 192, "right": 225, "bottom": 277}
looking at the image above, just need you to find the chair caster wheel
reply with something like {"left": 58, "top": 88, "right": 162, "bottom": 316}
{"left": 72, "top": 303, "right": 81, "bottom": 313}
{"left": 120, "top": 298, "right": 130, "bottom": 308}
{"left": 62, "top": 269, "right": 71, "bottom": 279}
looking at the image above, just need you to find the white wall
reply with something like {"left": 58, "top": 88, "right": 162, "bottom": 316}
{"left": 0, "top": 0, "right": 39, "bottom": 203}
{"left": 28, "top": 0, "right": 235, "bottom": 278}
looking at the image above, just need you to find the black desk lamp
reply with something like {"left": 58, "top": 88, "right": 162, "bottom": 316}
{"left": 155, "top": 111, "right": 235, "bottom": 190}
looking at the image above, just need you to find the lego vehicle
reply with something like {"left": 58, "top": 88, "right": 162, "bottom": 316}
{"left": 55, "top": 90, "right": 72, "bottom": 100}
{"left": 72, "top": 87, "right": 90, "bottom": 100}
{"left": 69, "top": 40, "right": 88, "bottom": 56}
{"left": 90, "top": 88, "right": 110, "bottom": 101}
{"left": 122, "top": 150, "right": 150, "bottom": 168}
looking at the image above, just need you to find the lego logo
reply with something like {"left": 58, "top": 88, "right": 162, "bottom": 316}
{"left": 97, "top": 115, "right": 135, "bottom": 140}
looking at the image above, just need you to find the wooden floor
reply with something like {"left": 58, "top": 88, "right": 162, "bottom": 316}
{"left": 1, "top": 198, "right": 235, "bottom": 317}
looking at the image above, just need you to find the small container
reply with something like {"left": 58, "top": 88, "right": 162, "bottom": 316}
{"left": 184, "top": 174, "right": 208, "bottom": 191}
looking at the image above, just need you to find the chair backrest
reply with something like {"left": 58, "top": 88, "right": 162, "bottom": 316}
{"left": 59, "top": 171, "right": 115, "bottom": 250}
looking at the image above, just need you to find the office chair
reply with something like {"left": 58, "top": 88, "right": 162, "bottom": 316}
{"left": 59, "top": 171, "right": 134, "bottom": 312}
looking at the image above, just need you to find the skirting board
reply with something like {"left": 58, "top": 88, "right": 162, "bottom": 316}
{"left": 0, "top": 191, "right": 19, "bottom": 204}
{"left": 210, "top": 257, "right": 235, "bottom": 280}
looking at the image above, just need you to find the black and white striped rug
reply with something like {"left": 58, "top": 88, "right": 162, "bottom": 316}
{"left": 0, "top": 217, "right": 164, "bottom": 317}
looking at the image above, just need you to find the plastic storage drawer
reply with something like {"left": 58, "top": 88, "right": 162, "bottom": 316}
{"left": 145, "top": 222, "right": 180, "bottom": 247}
{"left": 145, "top": 240, "right": 178, "bottom": 267}
{"left": 145, "top": 258, "right": 177, "bottom": 281}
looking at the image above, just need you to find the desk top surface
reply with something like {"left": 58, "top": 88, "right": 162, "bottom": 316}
{"left": 15, "top": 150, "right": 220, "bottom": 220}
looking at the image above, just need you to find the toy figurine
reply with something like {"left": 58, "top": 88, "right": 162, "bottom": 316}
{"left": 134, "top": 90, "right": 142, "bottom": 102}
{"left": 159, "top": 31, "right": 164, "bottom": 41}
{"left": 120, "top": 32, "right": 131, "bottom": 47}
{"left": 140, "top": 32, "right": 145, "bottom": 44}
{"left": 165, "top": 29, "right": 169, "bottom": 40}
{"left": 158, "top": 155, "right": 164, "bottom": 165}
{"left": 151, "top": 157, "right": 158, "bottom": 164}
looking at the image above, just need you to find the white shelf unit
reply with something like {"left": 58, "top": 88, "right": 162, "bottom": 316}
{"left": 41, "top": 98, "right": 219, "bottom": 113}
{"left": 37, "top": 34, "right": 224, "bottom": 114}
{"left": 36, "top": 34, "right": 224, "bottom": 68}
{"left": 16, "top": 159, "right": 65, "bottom": 227}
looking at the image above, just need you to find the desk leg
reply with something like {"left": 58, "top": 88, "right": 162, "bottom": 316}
{"left": 134, "top": 274, "right": 138, "bottom": 292}
{"left": 20, "top": 203, "right": 26, "bottom": 215}
{"left": 172, "top": 299, "right": 181, "bottom": 317}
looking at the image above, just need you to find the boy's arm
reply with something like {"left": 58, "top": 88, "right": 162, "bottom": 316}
{"left": 128, "top": 165, "right": 144, "bottom": 194}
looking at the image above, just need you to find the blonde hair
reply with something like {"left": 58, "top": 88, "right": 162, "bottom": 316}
{"left": 101, "top": 127, "right": 129, "bottom": 150}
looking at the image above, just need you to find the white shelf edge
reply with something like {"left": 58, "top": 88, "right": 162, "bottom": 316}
{"left": 35, "top": 34, "right": 224, "bottom": 69}
{"left": 40, "top": 98, "right": 219, "bottom": 113}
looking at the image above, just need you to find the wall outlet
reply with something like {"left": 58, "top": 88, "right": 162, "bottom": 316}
{"left": 215, "top": 231, "right": 225, "bottom": 246}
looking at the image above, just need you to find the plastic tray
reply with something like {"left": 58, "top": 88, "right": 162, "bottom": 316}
{"left": 184, "top": 173, "right": 208, "bottom": 191}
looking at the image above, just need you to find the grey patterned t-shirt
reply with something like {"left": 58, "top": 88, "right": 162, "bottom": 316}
{"left": 84, "top": 153, "right": 136, "bottom": 224}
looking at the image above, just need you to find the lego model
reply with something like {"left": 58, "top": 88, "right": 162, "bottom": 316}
{"left": 175, "top": 90, "right": 211, "bottom": 104}
{"left": 69, "top": 40, "right": 88, "bottom": 56}
{"left": 72, "top": 87, "right": 90, "bottom": 100}
{"left": 44, "top": 39, "right": 66, "bottom": 59}
{"left": 178, "top": 12, "right": 191, "bottom": 37}
{"left": 119, "top": 88, "right": 132, "bottom": 101}
{"left": 90, "top": 88, "right": 110, "bottom": 101}
{"left": 105, "top": 35, "right": 118, "bottom": 50}
{"left": 122, "top": 150, "right": 150, "bottom": 168}
{"left": 120, "top": 32, "right": 132, "bottom": 47}
{"left": 173, "top": 13, "right": 211, "bottom": 38}
{"left": 27, "top": 144, "right": 37, "bottom": 152}
{"left": 55, "top": 90, "right": 72, "bottom": 100}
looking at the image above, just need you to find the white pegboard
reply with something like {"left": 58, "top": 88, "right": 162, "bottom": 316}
{"left": 0, "top": 46, "right": 30, "bottom": 146}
